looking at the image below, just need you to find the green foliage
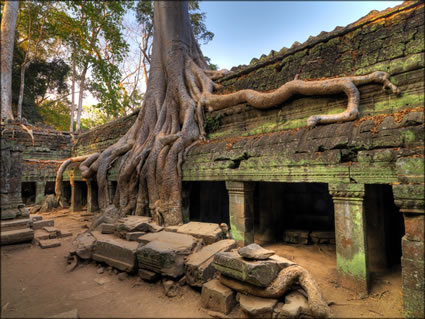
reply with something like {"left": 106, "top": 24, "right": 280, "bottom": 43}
{"left": 38, "top": 100, "right": 71, "bottom": 131}
{"left": 204, "top": 114, "right": 223, "bottom": 135}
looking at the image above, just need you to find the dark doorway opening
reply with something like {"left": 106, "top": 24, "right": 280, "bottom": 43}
{"left": 62, "top": 181, "right": 72, "bottom": 207}
{"left": 254, "top": 182, "right": 334, "bottom": 244}
{"left": 184, "top": 181, "right": 229, "bottom": 225}
{"left": 365, "top": 184, "right": 404, "bottom": 271}
{"left": 22, "top": 182, "right": 36, "bottom": 204}
{"left": 45, "top": 181, "right": 55, "bottom": 195}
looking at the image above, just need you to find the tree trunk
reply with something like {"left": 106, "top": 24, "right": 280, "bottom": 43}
{"left": 76, "top": 63, "right": 88, "bottom": 132}
{"left": 1, "top": 1, "right": 19, "bottom": 121}
{"left": 17, "top": 60, "right": 29, "bottom": 120}
{"left": 70, "top": 49, "right": 76, "bottom": 132}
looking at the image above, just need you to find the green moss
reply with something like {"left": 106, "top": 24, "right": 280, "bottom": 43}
{"left": 355, "top": 53, "right": 424, "bottom": 76}
{"left": 374, "top": 92, "right": 424, "bottom": 112}
{"left": 337, "top": 251, "right": 367, "bottom": 279}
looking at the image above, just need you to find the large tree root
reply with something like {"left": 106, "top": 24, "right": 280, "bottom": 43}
{"left": 219, "top": 265, "right": 330, "bottom": 318}
{"left": 202, "top": 71, "right": 400, "bottom": 127}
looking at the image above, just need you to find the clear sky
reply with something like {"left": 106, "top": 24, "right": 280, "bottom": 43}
{"left": 198, "top": 1, "right": 404, "bottom": 70}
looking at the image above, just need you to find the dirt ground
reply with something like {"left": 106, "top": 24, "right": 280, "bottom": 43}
{"left": 1, "top": 209, "right": 403, "bottom": 318}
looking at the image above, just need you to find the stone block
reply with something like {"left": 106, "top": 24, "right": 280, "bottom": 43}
{"left": 100, "top": 223, "right": 115, "bottom": 234}
{"left": 138, "top": 231, "right": 198, "bottom": 254}
{"left": 238, "top": 293, "right": 278, "bottom": 318}
{"left": 39, "top": 239, "right": 61, "bottom": 249}
{"left": 213, "top": 251, "right": 295, "bottom": 287}
{"left": 238, "top": 243, "right": 274, "bottom": 260}
{"left": 1, "top": 218, "right": 31, "bottom": 231}
{"left": 404, "top": 215, "right": 424, "bottom": 242}
{"left": 125, "top": 232, "right": 145, "bottom": 241}
{"left": 71, "top": 232, "right": 97, "bottom": 260}
{"left": 402, "top": 257, "right": 424, "bottom": 291}
{"left": 1, "top": 228, "right": 34, "bottom": 245}
{"left": 116, "top": 216, "right": 163, "bottom": 233}
{"left": 92, "top": 231, "right": 139, "bottom": 272}
{"left": 43, "top": 226, "right": 61, "bottom": 237}
{"left": 403, "top": 286, "right": 424, "bottom": 319}
{"left": 283, "top": 230, "right": 310, "bottom": 244}
{"left": 402, "top": 237, "right": 424, "bottom": 261}
{"left": 32, "top": 219, "right": 54, "bottom": 230}
{"left": 47, "top": 309, "right": 80, "bottom": 318}
{"left": 34, "top": 229, "right": 50, "bottom": 241}
{"left": 201, "top": 279, "right": 236, "bottom": 315}
{"left": 31, "top": 215, "right": 43, "bottom": 222}
{"left": 185, "top": 239, "right": 236, "bottom": 287}
{"left": 176, "top": 222, "right": 226, "bottom": 245}
{"left": 138, "top": 269, "right": 159, "bottom": 282}
{"left": 60, "top": 231, "right": 73, "bottom": 238}
{"left": 310, "top": 231, "right": 335, "bottom": 244}
{"left": 279, "top": 291, "right": 310, "bottom": 318}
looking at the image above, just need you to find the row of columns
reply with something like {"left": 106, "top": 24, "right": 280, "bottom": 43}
{"left": 224, "top": 180, "right": 423, "bottom": 318}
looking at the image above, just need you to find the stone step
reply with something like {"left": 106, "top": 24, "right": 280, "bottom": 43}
{"left": 185, "top": 239, "right": 236, "bottom": 287}
{"left": 237, "top": 293, "right": 278, "bottom": 318}
{"left": 1, "top": 228, "right": 34, "bottom": 245}
{"left": 43, "top": 226, "right": 62, "bottom": 238}
{"left": 1, "top": 218, "right": 31, "bottom": 231}
{"left": 176, "top": 222, "right": 226, "bottom": 245}
{"left": 91, "top": 231, "right": 139, "bottom": 272}
{"left": 32, "top": 219, "right": 54, "bottom": 230}
{"left": 30, "top": 215, "right": 43, "bottom": 222}
{"left": 201, "top": 279, "right": 236, "bottom": 315}
{"left": 34, "top": 229, "right": 50, "bottom": 241}
{"left": 39, "top": 239, "right": 61, "bottom": 249}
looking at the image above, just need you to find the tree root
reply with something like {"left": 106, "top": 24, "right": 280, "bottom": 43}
{"left": 203, "top": 71, "right": 400, "bottom": 127}
{"left": 219, "top": 265, "right": 330, "bottom": 318}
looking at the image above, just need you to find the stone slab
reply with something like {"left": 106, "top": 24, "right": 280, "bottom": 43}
{"left": 201, "top": 279, "right": 236, "bottom": 315}
{"left": 47, "top": 309, "right": 80, "bottom": 318}
{"left": 1, "top": 218, "right": 31, "bottom": 231}
{"left": 279, "top": 291, "right": 310, "bottom": 318}
{"left": 176, "top": 222, "right": 226, "bottom": 245}
{"left": 1, "top": 228, "right": 34, "bottom": 245}
{"left": 310, "top": 231, "right": 335, "bottom": 244}
{"left": 116, "top": 216, "right": 163, "bottom": 233}
{"left": 138, "top": 269, "right": 159, "bottom": 281}
{"left": 100, "top": 223, "right": 115, "bottom": 234}
{"left": 138, "top": 231, "right": 198, "bottom": 254}
{"left": 185, "top": 239, "right": 236, "bottom": 287}
{"left": 238, "top": 244, "right": 275, "bottom": 260}
{"left": 213, "top": 251, "right": 295, "bottom": 287}
{"left": 126, "top": 232, "right": 145, "bottom": 241}
{"left": 60, "top": 231, "right": 73, "bottom": 238}
{"left": 39, "top": 239, "right": 61, "bottom": 249}
{"left": 32, "top": 219, "right": 54, "bottom": 230}
{"left": 283, "top": 230, "right": 310, "bottom": 244}
{"left": 34, "top": 229, "right": 50, "bottom": 241}
{"left": 237, "top": 293, "right": 278, "bottom": 318}
{"left": 30, "top": 215, "right": 43, "bottom": 222}
{"left": 92, "top": 231, "right": 139, "bottom": 272}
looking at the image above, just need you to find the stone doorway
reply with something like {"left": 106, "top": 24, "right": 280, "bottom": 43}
{"left": 22, "top": 182, "right": 36, "bottom": 204}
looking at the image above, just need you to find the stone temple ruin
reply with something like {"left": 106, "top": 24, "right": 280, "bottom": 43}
{"left": 1, "top": 1, "right": 424, "bottom": 318}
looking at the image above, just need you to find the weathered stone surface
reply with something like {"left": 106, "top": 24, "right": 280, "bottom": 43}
{"left": 201, "top": 279, "right": 236, "bottom": 315}
{"left": 43, "top": 226, "right": 61, "bottom": 237}
{"left": 1, "top": 218, "right": 31, "bottom": 231}
{"left": 125, "top": 231, "right": 145, "bottom": 241}
{"left": 32, "top": 219, "right": 54, "bottom": 230}
{"left": 238, "top": 293, "right": 278, "bottom": 318}
{"left": 30, "top": 215, "right": 43, "bottom": 222}
{"left": 238, "top": 244, "right": 275, "bottom": 260}
{"left": 279, "top": 291, "right": 310, "bottom": 318}
{"left": 71, "top": 232, "right": 97, "bottom": 260}
{"left": 60, "top": 231, "right": 73, "bottom": 238}
{"left": 100, "top": 223, "right": 115, "bottom": 234}
{"left": 92, "top": 231, "right": 139, "bottom": 272}
{"left": 213, "top": 251, "right": 295, "bottom": 287}
{"left": 39, "top": 194, "right": 59, "bottom": 212}
{"left": 29, "top": 205, "right": 41, "bottom": 214}
{"left": 47, "top": 309, "right": 80, "bottom": 318}
{"left": 34, "top": 229, "right": 50, "bottom": 241}
{"left": 39, "top": 239, "right": 61, "bottom": 249}
{"left": 116, "top": 216, "right": 163, "bottom": 233}
{"left": 176, "top": 222, "right": 226, "bottom": 245}
{"left": 1, "top": 228, "right": 34, "bottom": 245}
{"left": 283, "top": 230, "right": 310, "bottom": 244}
{"left": 186, "top": 239, "right": 237, "bottom": 287}
{"left": 310, "top": 231, "right": 335, "bottom": 244}
{"left": 138, "top": 269, "right": 159, "bottom": 281}
{"left": 138, "top": 231, "right": 198, "bottom": 252}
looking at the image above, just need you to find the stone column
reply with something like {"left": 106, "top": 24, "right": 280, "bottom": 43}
{"left": 86, "top": 180, "right": 99, "bottom": 213}
{"left": 70, "top": 179, "right": 82, "bottom": 212}
{"left": 329, "top": 183, "right": 369, "bottom": 295}
{"left": 225, "top": 181, "right": 255, "bottom": 247}
{"left": 35, "top": 181, "right": 46, "bottom": 204}
{"left": 393, "top": 184, "right": 424, "bottom": 319}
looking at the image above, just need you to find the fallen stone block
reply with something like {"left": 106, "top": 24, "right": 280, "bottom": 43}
{"left": 164, "top": 226, "right": 179, "bottom": 232}
{"left": 39, "top": 239, "right": 61, "bottom": 249}
{"left": 138, "top": 269, "right": 159, "bottom": 281}
{"left": 30, "top": 215, "right": 43, "bottom": 222}
{"left": 100, "top": 223, "right": 115, "bottom": 234}
{"left": 47, "top": 308, "right": 80, "bottom": 318}
{"left": 138, "top": 231, "right": 198, "bottom": 253}
{"left": 29, "top": 205, "right": 41, "bottom": 214}
{"left": 310, "top": 231, "right": 335, "bottom": 244}
{"left": 238, "top": 243, "right": 275, "bottom": 260}
{"left": 43, "top": 226, "right": 62, "bottom": 237}
{"left": 185, "top": 239, "right": 236, "bottom": 287}
{"left": 116, "top": 216, "right": 163, "bottom": 233}
{"left": 214, "top": 251, "right": 295, "bottom": 287}
{"left": 71, "top": 232, "right": 97, "bottom": 259}
{"left": 1, "top": 228, "right": 34, "bottom": 245}
{"left": 176, "top": 222, "right": 226, "bottom": 245}
{"left": 126, "top": 232, "right": 145, "bottom": 241}
{"left": 92, "top": 231, "right": 139, "bottom": 272}
{"left": 34, "top": 229, "right": 50, "bottom": 241}
{"left": 283, "top": 230, "right": 310, "bottom": 244}
{"left": 60, "top": 231, "right": 73, "bottom": 238}
{"left": 238, "top": 293, "right": 278, "bottom": 318}
{"left": 201, "top": 279, "right": 236, "bottom": 315}
{"left": 32, "top": 219, "right": 54, "bottom": 230}
{"left": 1, "top": 218, "right": 31, "bottom": 231}
{"left": 279, "top": 291, "right": 310, "bottom": 318}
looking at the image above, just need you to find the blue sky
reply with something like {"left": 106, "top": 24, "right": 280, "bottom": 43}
{"left": 198, "top": 1, "right": 404, "bottom": 69}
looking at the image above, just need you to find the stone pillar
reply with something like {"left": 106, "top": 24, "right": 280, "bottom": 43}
{"left": 225, "top": 181, "right": 254, "bottom": 247}
{"left": 70, "top": 179, "right": 82, "bottom": 212}
{"left": 86, "top": 180, "right": 99, "bottom": 213}
{"left": 329, "top": 183, "right": 369, "bottom": 295}
{"left": 393, "top": 184, "right": 424, "bottom": 319}
{"left": 35, "top": 181, "right": 46, "bottom": 204}
{"left": 0, "top": 141, "right": 25, "bottom": 220}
